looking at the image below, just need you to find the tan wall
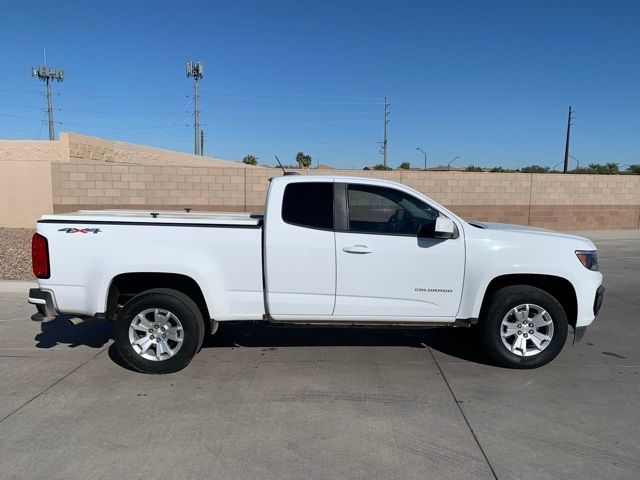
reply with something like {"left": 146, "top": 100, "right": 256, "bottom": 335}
{"left": 51, "top": 163, "right": 640, "bottom": 231}
{"left": 0, "top": 141, "right": 56, "bottom": 227}
{"left": 1, "top": 134, "right": 639, "bottom": 230}
{"left": 60, "top": 133, "right": 247, "bottom": 168}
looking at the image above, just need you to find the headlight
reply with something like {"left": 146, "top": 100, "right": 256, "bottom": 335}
{"left": 575, "top": 250, "right": 599, "bottom": 271}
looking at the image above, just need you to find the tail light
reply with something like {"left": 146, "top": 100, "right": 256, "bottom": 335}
{"left": 32, "top": 233, "right": 50, "bottom": 279}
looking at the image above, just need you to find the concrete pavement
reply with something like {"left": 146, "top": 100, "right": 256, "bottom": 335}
{"left": 0, "top": 231, "right": 638, "bottom": 479}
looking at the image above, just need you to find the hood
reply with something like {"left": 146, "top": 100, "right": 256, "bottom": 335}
{"left": 467, "top": 221, "right": 596, "bottom": 247}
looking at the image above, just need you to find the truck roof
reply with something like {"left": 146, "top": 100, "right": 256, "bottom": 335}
{"left": 270, "top": 174, "right": 403, "bottom": 186}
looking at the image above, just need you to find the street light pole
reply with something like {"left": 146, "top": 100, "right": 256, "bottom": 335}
{"left": 416, "top": 147, "right": 427, "bottom": 170}
{"left": 448, "top": 156, "right": 460, "bottom": 171}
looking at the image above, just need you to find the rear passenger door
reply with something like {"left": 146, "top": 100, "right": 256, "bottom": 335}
{"left": 265, "top": 179, "right": 336, "bottom": 317}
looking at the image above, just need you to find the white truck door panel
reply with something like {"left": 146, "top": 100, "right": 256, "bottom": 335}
{"left": 265, "top": 180, "right": 336, "bottom": 316}
{"left": 334, "top": 182, "right": 464, "bottom": 319}
{"left": 334, "top": 232, "right": 464, "bottom": 317}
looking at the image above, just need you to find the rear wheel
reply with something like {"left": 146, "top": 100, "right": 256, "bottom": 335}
{"left": 481, "top": 285, "right": 568, "bottom": 368}
{"left": 114, "top": 288, "right": 205, "bottom": 374}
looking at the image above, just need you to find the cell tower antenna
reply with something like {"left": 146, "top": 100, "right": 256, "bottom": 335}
{"left": 185, "top": 60, "right": 204, "bottom": 155}
{"left": 31, "top": 51, "right": 64, "bottom": 141}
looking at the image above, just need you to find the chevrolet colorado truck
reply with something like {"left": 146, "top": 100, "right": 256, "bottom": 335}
{"left": 29, "top": 175, "right": 604, "bottom": 373}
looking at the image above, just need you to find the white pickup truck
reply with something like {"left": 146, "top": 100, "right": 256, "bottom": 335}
{"left": 29, "top": 175, "right": 604, "bottom": 373}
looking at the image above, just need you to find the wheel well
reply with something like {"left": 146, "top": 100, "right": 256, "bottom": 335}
{"left": 480, "top": 274, "right": 578, "bottom": 329}
{"left": 105, "top": 273, "right": 209, "bottom": 320}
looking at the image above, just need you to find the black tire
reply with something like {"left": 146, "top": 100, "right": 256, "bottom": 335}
{"left": 481, "top": 285, "right": 568, "bottom": 369}
{"left": 114, "top": 288, "right": 205, "bottom": 374}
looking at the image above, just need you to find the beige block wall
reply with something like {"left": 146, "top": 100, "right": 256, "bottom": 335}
{"left": 0, "top": 141, "right": 56, "bottom": 227}
{"left": 52, "top": 165, "right": 640, "bottom": 230}
{"left": 61, "top": 133, "right": 248, "bottom": 168}
{"left": 52, "top": 163, "right": 247, "bottom": 212}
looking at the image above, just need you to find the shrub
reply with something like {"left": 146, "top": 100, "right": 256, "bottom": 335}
{"left": 521, "top": 165, "right": 550, "bottom": 173}
{"left": 372, "top": 164, "right": 393, "bottom": 171}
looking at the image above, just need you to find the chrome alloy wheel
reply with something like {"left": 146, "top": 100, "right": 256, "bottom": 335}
{"left": 500, "top": 304, "right": 554, "bottom": 357}
{"left": 128, "top": 308, "right": 184, "bottom": 361}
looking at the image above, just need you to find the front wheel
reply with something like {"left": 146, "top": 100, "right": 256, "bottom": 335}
{"left": 481, "top": 285, "right": 568, "bottom": 369}
{"left": 114, "top": 288, "right": 205, "bottom": 374}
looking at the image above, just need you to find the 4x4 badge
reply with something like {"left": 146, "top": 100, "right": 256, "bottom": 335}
{"left": 58, "top": 228, "right": 101, "bottom": 234}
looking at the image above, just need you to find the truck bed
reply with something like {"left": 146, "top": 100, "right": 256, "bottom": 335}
{"left": 36, "top": 208, "right": 265, "bottom": 320}
{"left": 39, "top": 210, "right": 263, "bottom": 227}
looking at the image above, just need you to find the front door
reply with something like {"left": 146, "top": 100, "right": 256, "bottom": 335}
{"left": 334, "top": 183, "right": 464, "bottom": 319}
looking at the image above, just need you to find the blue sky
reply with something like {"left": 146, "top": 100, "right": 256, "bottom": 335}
{"left": 1, "top": 0, "right": 639, "bottom": 169}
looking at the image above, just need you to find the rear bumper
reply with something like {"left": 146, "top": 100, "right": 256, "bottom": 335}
{"left": 28, "top": 288, "right": 59, "bottom": 318}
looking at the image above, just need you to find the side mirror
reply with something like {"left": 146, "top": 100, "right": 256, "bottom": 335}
{"left": 418, "top": 217, "right": 456, "bottom": 239}
{"left": 434, "top": 217, "right": 456, "bottom": 239}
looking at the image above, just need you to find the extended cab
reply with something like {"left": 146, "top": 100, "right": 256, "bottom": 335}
{"left": 29, "top": 175, "right": 604, "bottom": 373}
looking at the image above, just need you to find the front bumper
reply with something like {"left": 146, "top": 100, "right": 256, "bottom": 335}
{"left": 594, "top": 285, "right": 605, "bottom": 317}
{"left": 28, "top": 288, "right": 59, "bottom": 318}
{"left": 575, "top": 284, "right": 604, "bottom": 344}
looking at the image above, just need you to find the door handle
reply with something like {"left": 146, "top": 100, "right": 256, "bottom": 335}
{"left": 342, "top": 245, "right": 372, "bottom": 254}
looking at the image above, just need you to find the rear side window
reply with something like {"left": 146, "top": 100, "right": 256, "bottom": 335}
{"left": 282, "top": 182, "right": 334, "bottom": 230}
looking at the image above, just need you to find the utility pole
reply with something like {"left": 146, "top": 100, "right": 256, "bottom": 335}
{"left": 200, "top": 130, "right": 205, "bottom": 156}
{"left": 31, "top": 57, "right": 64, "bottom": 141}
{"left": 380, "top": 97, "right": 390, "bottom": 167}
{"left": 563, "top": 105, "right": 573, "bottom": 173}
{"left": 186, "top": 60, "right": 204, "bottom": 155}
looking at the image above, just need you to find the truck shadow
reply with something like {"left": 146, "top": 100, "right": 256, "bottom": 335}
{"left": 34, "top": 315, "right": 113, "bottom": 349}
{"left": 203, "top": 322, "right": 493, "bottom": 366}
{"left": 32, "top": 316, "right": 493, "bottom": 367}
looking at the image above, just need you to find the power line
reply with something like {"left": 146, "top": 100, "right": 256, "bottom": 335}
{"left": 580, "top": 118, "right": 640, "bottom": 136}
{"left": 0, "top": 103, "right": 45, "bottom": 110}
{"left": 209, "top": 110, "right": 380, "bottom": 116}
{"left": 0, "top": 113, "right": 46, "bottom": 121}
{"left": 200, "top": 87, "right": 381, "bottom": 100}
{"left": 236, "top": 119, "right": 379, "bottom": 127}
{"left": 0, "top": 102, "right": 378, "bottom": 117}
{"left": 153, "top": 98, "right": 192, "bottom": 141}
{"left": 58, "top": 121, "right": 182, "bottom": 130}
{"left": 200, "top": 94, "right": 382, "bottom": 105}
{"left": 56, "top": 108, "right": 187, "bottom": 115}
{"left": 0, "top": 89, "right": 383, "bottom": 103}
{"left": 52, "top": 92, "right": 187, "bottom": 99}
{"left": 0, "top": 89, "right": 43, "bottom": 94}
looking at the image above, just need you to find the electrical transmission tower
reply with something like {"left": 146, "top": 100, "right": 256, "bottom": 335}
{"left": 379, "top": 97, "right": 390, "bottom": 167}
{"left": 31, "top": 63, "right": 64, "bottom": 141}
{"left": 563, "top": 105, "right": 573, "bottom": 173}
{"left": 185, "top": 60, "right": 204, "bottom": 155}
